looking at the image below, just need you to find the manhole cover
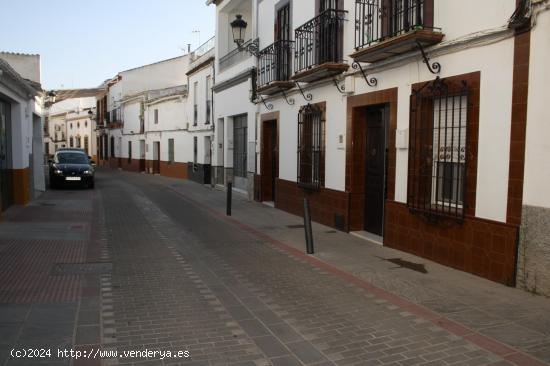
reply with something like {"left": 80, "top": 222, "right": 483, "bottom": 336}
{"left": 52, "top": 262, "right": 112, "bottom": 275}
{"left": 286, "top": 224, "right": 305, "bottom": 229}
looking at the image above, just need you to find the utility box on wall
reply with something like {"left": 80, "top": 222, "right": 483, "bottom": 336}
{"left": 396, "top": 129, "right": 409, "bottom": 149}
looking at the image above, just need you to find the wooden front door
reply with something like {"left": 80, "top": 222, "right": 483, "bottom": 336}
{"left": 261, "top": 120, "right": 278, "bottom": 202}
{"left": 153, "top": 142, "right": 160, "bottom": 174}
{"left": 139, "top": 140, "right": 146, "bottom": 172}
{"left": 364, "top": 105, "right": 388, "bottom": 236}
{"left": 0, "top": 100, "right": 12, "bottom": 211}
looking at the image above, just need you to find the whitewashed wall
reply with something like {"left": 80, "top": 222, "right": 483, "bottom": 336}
{"left": 256, "top": 0, "right": 517, "bottom": 223}
{"left": 523, "top": 8, "right": 550, "bottom": 209}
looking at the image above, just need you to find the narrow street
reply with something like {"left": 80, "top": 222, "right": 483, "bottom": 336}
{"left": 2, "top": 168, "right": 550, "bottom": 366}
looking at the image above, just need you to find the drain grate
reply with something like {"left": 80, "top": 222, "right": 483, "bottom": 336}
{"left": 52, "top": 262, "right": 112, "bottom": 275}
{"left": 38, "top": 202, "right": 56, "bottom": 207}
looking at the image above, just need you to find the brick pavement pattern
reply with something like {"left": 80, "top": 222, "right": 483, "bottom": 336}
{"left": 96, "top": 170, "right": 538, "bottom": 366}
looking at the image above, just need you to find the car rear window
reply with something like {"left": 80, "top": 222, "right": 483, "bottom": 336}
{"left": 56, "top": 152, "right": 89, "bottom": 164}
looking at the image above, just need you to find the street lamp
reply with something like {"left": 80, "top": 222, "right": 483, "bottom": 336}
{"left": 230, "top": 14, "right": 259, "bottom": 56}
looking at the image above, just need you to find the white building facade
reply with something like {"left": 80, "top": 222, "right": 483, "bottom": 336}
{"left": 0, "top": 52, "right": 45, "bottom": 216}
{"left": 101, "top": 55, "right": 190, "bottom": 176}
{"left": 46, "top": 97, "right": 97, "bottom": 159}
{"left": 207, "top": 0, "right": 548, "bottom": 286}
{"left": 210, "top": 0, "right": 260, "bottom": 198}
{"left": 516, "top": 0, "right": 550, "bottom": 296}
{"left": 187, "top": 39, "right": 215, "bottom": 184}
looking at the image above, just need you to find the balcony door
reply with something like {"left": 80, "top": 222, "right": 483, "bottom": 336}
{"left": 318, "top": 0, "right": 340, "bottom": 12}
{"left": 275, "top": 3, "right": 291, "bottom": 82}
{"left": 317, "top": 0, "right": 342, "bottom": 65}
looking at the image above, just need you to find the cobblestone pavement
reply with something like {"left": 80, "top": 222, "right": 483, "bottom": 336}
{"left": 0, "top": 187, "right": 103, "bottom": 366}
{"left": 96, "top": 169, "right": 550, "bottom": 366}
{"left": 2, "top": 168, "right": 550, "bottom": 366}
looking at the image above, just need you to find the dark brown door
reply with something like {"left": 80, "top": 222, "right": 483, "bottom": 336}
{"left": 261, "top": 120, "right": 278, "bottom": 202}
{"left": 153, "top": 142, "right": 160, "bottom": 174}
{"left": 0, "top": 99, "right": 13, "bottom": 211}
{"left": 364, "top": 106, "right": 387, "bottom": 236}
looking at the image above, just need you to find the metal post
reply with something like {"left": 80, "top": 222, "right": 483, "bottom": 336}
{"left": 227, "top": 182, "right": 232, "bottom": 216}
{"left": 303, "top": 198, "right": 314, "bottom": 254}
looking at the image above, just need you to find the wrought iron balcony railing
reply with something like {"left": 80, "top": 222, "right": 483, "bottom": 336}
{"left": 294, "top": 9, "right": 347, "bottom": 75}
{"left": 257, "top": 40, "right": 294, "bottom": 89}
{"left": 355, "top": 0, "right": 438, "bottom": 50}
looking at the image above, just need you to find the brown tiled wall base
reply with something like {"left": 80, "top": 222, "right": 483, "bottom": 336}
{"left": 384, "top": 201, "right": 518, "bottom": 285}
{"left": 11, "top": 168, "right": 31, "bottom": 205}
{"left": 275, "top": 178, "right": 349, "bottom": 230}
{"left": 106, "top": 158, "right": 188, "bottom": 180}
{"left": 160, "top": 161, "right": 188, "bottom": 180}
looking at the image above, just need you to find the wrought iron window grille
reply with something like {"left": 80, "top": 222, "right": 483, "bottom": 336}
{"left": 407, "top": 77, "right": 470, "bottom": 221}
{"left": 297, "top": 104, "right": 325, "bottom": 190}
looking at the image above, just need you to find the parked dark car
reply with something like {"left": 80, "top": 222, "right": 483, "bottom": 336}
{"left": 49, "top": 150, "right": 95, "bottom": 189}
{"left": 55, "top": 148, "right": 96, "bottom": 166}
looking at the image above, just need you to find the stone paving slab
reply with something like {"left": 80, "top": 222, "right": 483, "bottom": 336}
{"left": 0, "top": 187, "right": 103, "bottom": 366}
{"left": 96, "top": 170, "right": 545, "bottom": 366}
{"left": 107, "top": 169, "right": 550, "bottom": 365}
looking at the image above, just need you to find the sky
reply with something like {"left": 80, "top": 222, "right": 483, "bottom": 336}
{"left": 0, "top": 0, "right": 215, "bottom": 90}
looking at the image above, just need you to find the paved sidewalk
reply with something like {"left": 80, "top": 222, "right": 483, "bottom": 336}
{"left": 0, "top": 188, "right": 104, "bottom": 366}
{"left": 116, "top": 170, "right": 550, "bottom": 365}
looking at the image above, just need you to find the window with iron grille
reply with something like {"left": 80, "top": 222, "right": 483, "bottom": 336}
{"left": 110, "top": 136, "right": 115, "bottom": 158}
{"left": 154, "top": 109, "right": 159, "bottom": 124}
{"left": 206, "top": 76, "right": 211, "bottom": 124}
{"left": 407, "top": 77, "right": 469, "bottom": 219}
{"left": 297, "top": 104, "right": 325, "bottom": 189}
{"left": 233, "top": 115, "right": 248, "bottom": 179}
{"left": 168, "top": 138, "right": 175, "bottom": 164}
{"left": 193, "top": 82, "right": 198, "bottom": 126}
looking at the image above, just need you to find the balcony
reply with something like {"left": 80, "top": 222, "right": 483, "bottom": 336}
{"left": 292, "top": 9, "right": 349, "bottom": 83}
{"left": 351, "top": 0, "right": 443, "bottom": 63}
{"left": 257, "top": 40, "right": 295, "bottom": 95}
{"left": 219, "top": 39, "right": 257, "bottom": 72}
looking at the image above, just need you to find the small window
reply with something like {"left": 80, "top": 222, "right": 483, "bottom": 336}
{"left": 297, "top": 104, "right": 325, "bottom": 189}
{"left": 128, "top": 141, "right": 132, "bottom": 163}
{"left": 168, "top": 139, "right": 175, "bottom": 164}
{"left": 69, "top": 137, "right": 74, "bottom": 148}
{"left": 154, "top": 109, "right": 159, "bottom": 124}
{"left": 84, "top": 136, "right": 89, "bottom": 155}
{"left": 206, "top": 76, "right": 211, "bottom": 124}
{"left": 85, "top": 121, "right": 88, "bottom": 128}
{"left": 193, "top": 82, "right": 198, "bottom": 126}
{"left": 407, "top": 77, "right": 469, "bottom": 219}
{"left": 77, "top": 122, "right": 80, "bottom": 128}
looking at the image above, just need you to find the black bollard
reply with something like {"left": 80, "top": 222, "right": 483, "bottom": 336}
{"left": 303, "top": 198, "right": 314, "bottom": 254}
{"left": 227, "top": 182, "right": 232, "bottom": 216}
